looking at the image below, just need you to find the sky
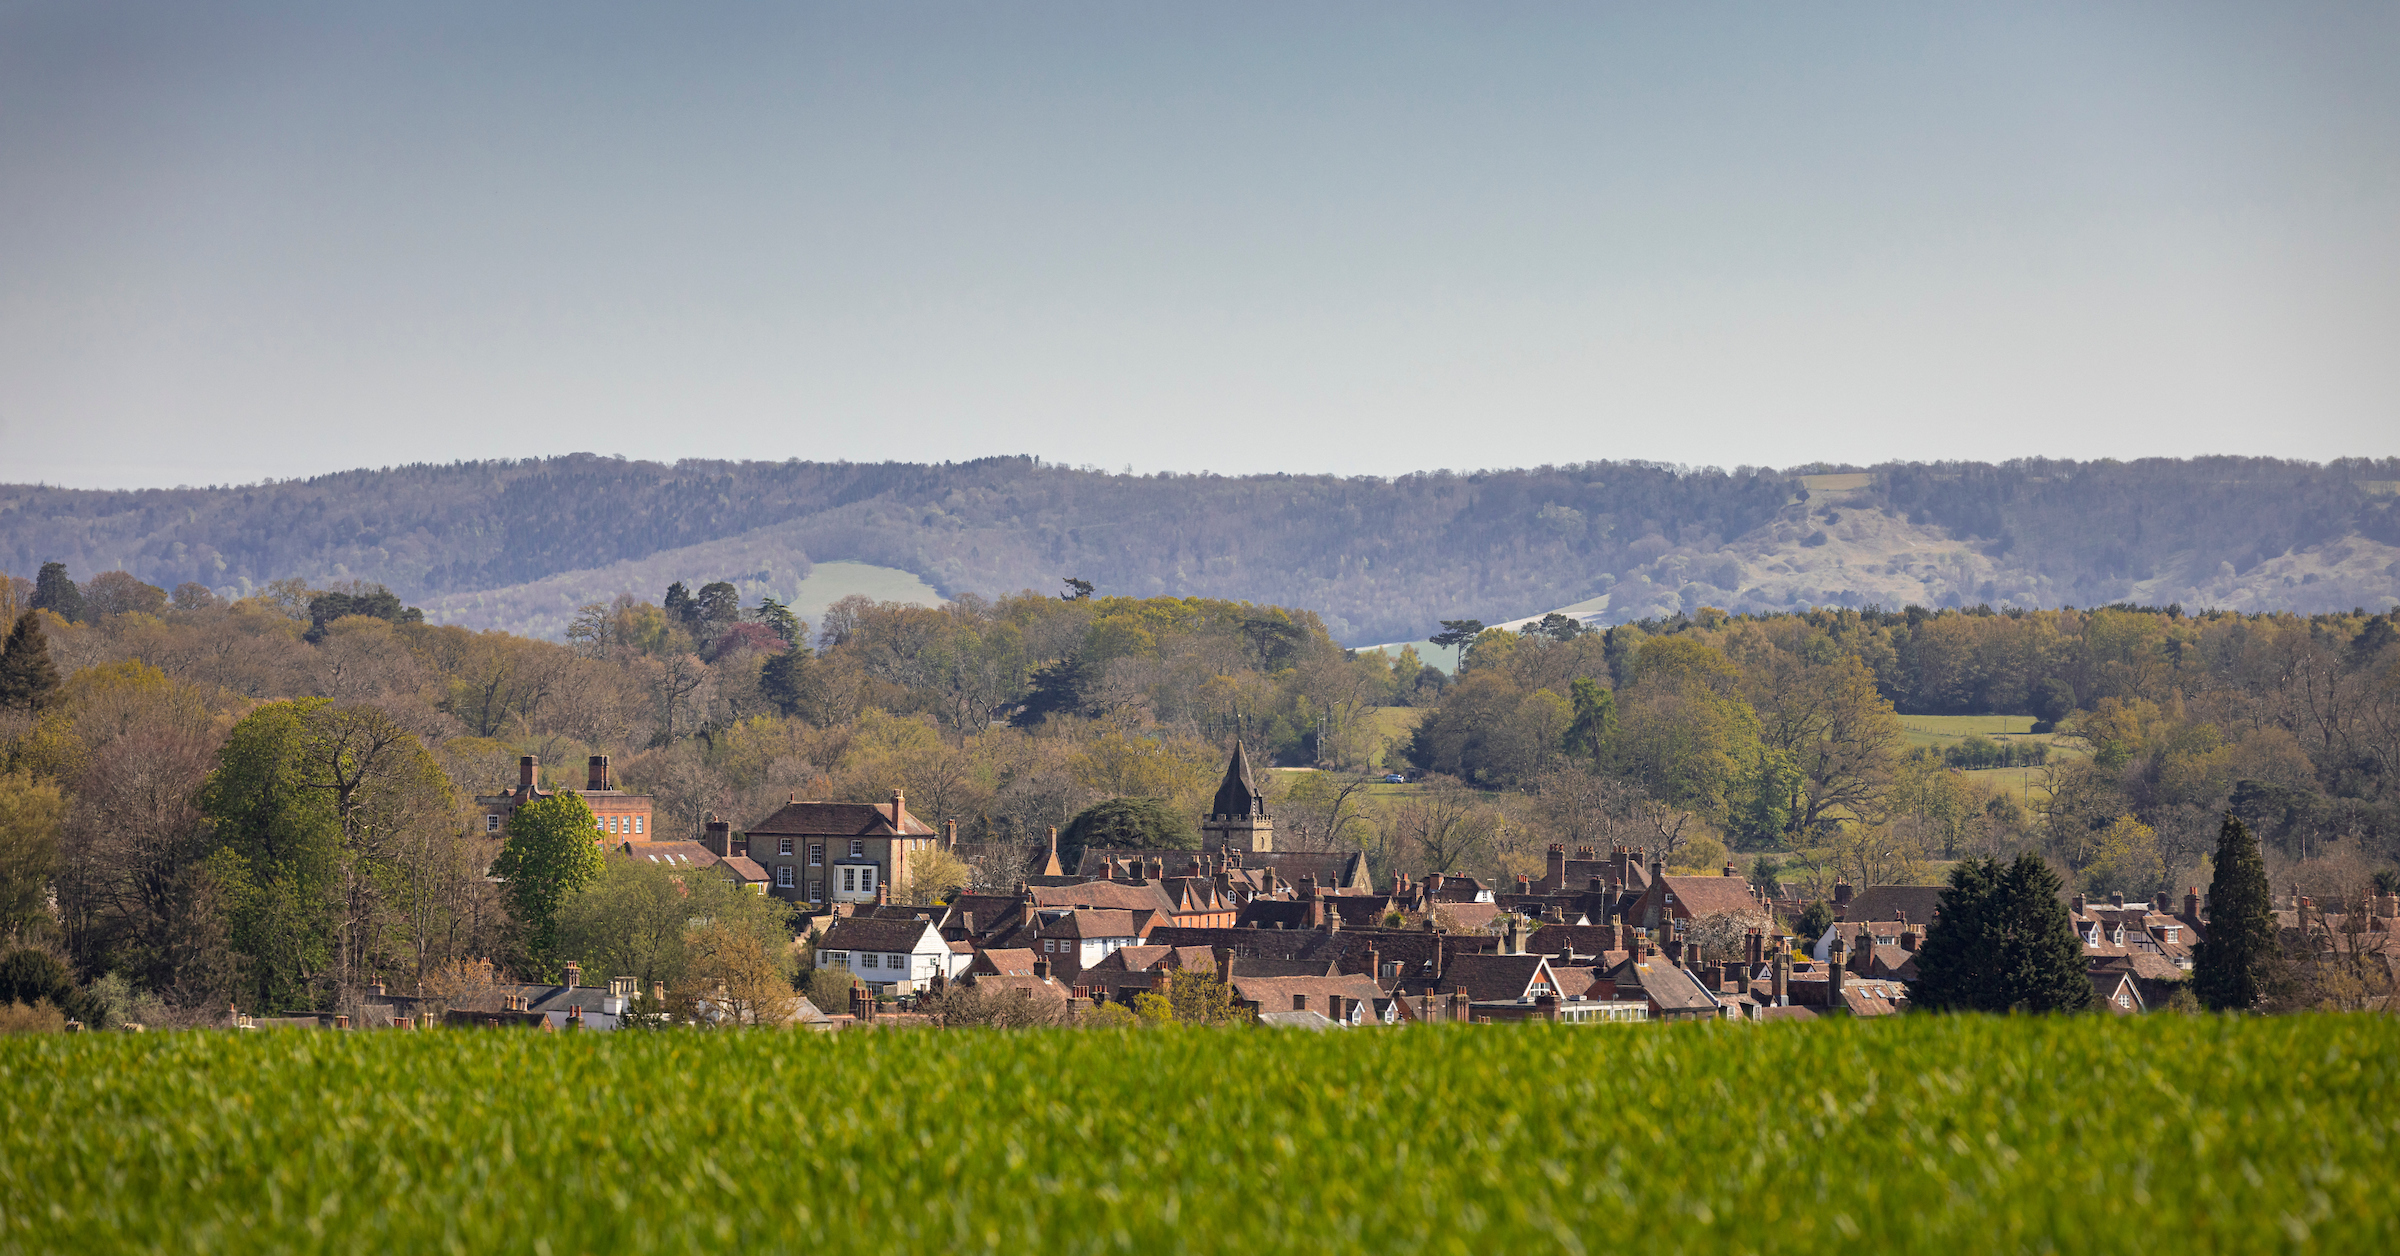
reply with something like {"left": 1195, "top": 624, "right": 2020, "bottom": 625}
{"left": 3, "top": 2, "right": 2396, "bottom": 489}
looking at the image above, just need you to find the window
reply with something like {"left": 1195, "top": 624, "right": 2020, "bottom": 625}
{"left": 860, "top": 953, "right": 879, "bottom": 969}
{"left": 887, "top": 954, "right": 905, "bottom": 971}
{"left": 1043, "top": 940, "right": 1054, "bottom": 952}
{"left": 809, "top": 844, "right": 823, "bottom": 866}
{"left": 633, "top": 817, "right": 642, "bottom": 835}
{"left": 485, "top": 815, "right": 500, "bottom": 833}
{"left": 841, "top": 868, "right": 857, "bottom": 893}
{"left": 825, "top": 952, "right": 849, "bottom": 970}
{"left": 858, "top": 867, "right": 876, "bottom": 893}
{"left": 809, "top": 881, "right": 823, "bottom": 903}
{"left": 849, "top": 840, "right": 865, "bottom": 858}
{"left": 607, "top": 816, "right": 618, "bottom": 834}
{"left": 779, "top": 838, "right": 794, "bottom": 856}
{"left": 775, "top": 866, "right": 795, "bottom": 888}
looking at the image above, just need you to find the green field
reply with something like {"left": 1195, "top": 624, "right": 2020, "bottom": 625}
{"left": 1897, "top": 714, "right": 2057, "bottom": 749}
{"left": 5, "top": 1018, "right": 2394, "bottom": 1253}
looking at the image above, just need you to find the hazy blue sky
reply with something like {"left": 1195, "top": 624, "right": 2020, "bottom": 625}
{"left": 3, "top": 2, "right": 2395, "bottom": 488}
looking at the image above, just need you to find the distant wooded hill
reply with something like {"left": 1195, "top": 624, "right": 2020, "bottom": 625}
{"left": 4, "top": 455, "right": 2396, "bottom": 643}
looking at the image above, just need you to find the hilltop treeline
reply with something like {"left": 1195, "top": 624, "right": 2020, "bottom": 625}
{"left": 1, "top": 557, "right": 2394, "bottom": 1019}
{"left": 6, "top": 455, "right": 2394, "bottom": 643}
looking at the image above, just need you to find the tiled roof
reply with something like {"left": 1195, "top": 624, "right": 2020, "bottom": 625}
{"left": 1656, "top": 876, "right": 1764, "bottom": 918}
{"left": 968, "top": 948, "right": 1038, "bottom": 976}
{"left": 1039, "top": 909, "right": 1141, "bottom": 939}
{"left": 745, "top": 800, "right": 936, "bottom": 838}
{"left": 1033, "top": 881, "right": 1178, "bottom": 914}
{"left": 716, "top": 855, "right": 769, "bottom": 882}
{"left": 1229, "top": 973, "right": 1384, "bottom": 1011}
{"left": 1527, "top": 925, "right": 1621, "bottom": 959}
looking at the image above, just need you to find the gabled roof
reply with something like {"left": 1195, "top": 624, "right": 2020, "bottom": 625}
{"left": 1527, "top": 925, "right": 1620, "bottom": 960}
{"left": 1440, "top": 953, "right": 1554, "bottom": 1003}
{"left": 616, "top": 841, "right": 719, "bottom": 868}
{"left": 968, "top": 948, "right": 1038, "bottom": 976}
{"left": 1033, "top": 881, "right": 1177, "bottom": 915}
{"left": 1843, "top": 885, "right": 1945, "bottom": 925}
{"left": 1654, "top": 876, "right": 1764, "bottom": 918}
{"left": 816, "top": 917, "right": 942, "bottom": 954}
{"left": 1037, "top": 909, "right": 1141, "bottom": 940}
{"left": 746, "top": 798, "right": 936, "bottom": 838}
{"left": 1229, "top": 973, "right": 1384, "bottom": 1011}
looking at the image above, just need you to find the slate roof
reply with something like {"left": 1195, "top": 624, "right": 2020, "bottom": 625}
{"left": 746, "top": 799, "right": 936, "bottom": 838}
{"left": 817, "top": 917, "right": 942, "bottom": 954}
{"left": 1255, "top": 1009, "right": 1336, "bottom": 1029}
{"left": 616, "top": 841, "right": 720, "bottom": 868}
{"left": 1842, "top": 885, "right": 1945, "bottom": 925}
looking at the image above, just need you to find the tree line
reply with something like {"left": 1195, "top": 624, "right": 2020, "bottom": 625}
{"left": 8, "top": 455, "right": 2393, "bottom": 647}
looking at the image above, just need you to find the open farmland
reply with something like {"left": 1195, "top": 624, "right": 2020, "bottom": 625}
{"left": 4, "top": 1017, "right": 2394, "bottom": 1254}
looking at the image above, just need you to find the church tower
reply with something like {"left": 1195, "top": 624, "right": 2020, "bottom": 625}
{"left": 1200, "top": 741, "right": 1273, "bottom": 854}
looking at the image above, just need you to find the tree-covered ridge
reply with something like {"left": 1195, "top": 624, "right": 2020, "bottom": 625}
{"left": 8, "top": 455, "right": 2392, "bottom": 645}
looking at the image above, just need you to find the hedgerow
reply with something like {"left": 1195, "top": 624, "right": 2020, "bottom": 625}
{"left": 2, "top": 1016, "right": 2393, "bottom": 1253}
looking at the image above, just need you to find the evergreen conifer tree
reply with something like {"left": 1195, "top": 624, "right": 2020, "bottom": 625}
{"left": 1992, "top": 853, "right": 2093, "bottom": 1012}
{"left": 28, "top": 563, "right": 81, "bottom": 624}
{"left": 2193, "top": 813, "right": 2278, "bottom": 1012}
{"left": 1908, "top": 856, "right": 2005, "bottom": 1011}
{"left": 0, "top": 612, "right": 61, "bottom": 712}
{"left": 1910, "top": 853, "right": 2092, "bottom": 1012}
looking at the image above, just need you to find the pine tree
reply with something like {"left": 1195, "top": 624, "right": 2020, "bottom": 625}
{"left": 0, "top": 612, "right": 61, "bottom": 712}
{"left": 1911, "top": 853, "right": 2092, "bottom": 1013}
{"left": 2193, "top": 813, "right": 2278, "bottom": 1012}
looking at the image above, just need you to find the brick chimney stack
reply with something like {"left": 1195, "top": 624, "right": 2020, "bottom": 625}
{"left": 1773, "top": 950, "right": 1790, "bottom": 1006}
{"left": 1723, "top": 861, "right": 1738, "bottom": 878}
{"left": 564, "top": 961, "right": 581, "bottom": 989}
{"left": 1829, "top": 936, "right": 1848, "bottom": 1008}
{"left": 890, "top": 788, "right": 905, "bottom": 828}
{"left": 519, "top": 755, "right": 537, "bottom": 791}
{"left": 587, "top": 755, "right": 610, "bottom": 792}
{"left": 2109, "top": 891, "right": 2126, "bottom": 909}
{"left": 942, "top": 818, "right": 957, "bottom": 850}
{"left": 1546, "top": 843, "right": 1566, "bottom": 888}
{"left": 1833, "top": 881, "right": 1853, "bottom": 909}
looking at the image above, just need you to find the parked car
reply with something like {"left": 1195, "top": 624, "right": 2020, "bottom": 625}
{"left": 1382, "top": 773, "right": 1407, "bottom": 784}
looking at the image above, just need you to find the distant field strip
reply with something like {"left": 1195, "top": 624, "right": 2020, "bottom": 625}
{"left": 4, "top": 1017, "right": 2394, "bottom": 1253}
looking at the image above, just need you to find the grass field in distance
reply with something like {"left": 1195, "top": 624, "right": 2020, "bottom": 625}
{"left": 3, "top": 1016, "right": 2392, "bottom": 1254}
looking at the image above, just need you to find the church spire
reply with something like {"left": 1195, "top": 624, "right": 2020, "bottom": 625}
{"left": 1212, "top": 740, "right": 1264, "bottom": 819}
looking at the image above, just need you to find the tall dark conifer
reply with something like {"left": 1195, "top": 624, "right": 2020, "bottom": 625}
{"left": 29, "top": 562, "right": 82, "bottom": 624}
{"left": 1992, "top": 853, "right": 2093, "bottom": 1013}
{"left": 1910, "top": 853, "right": 2092, "bottom": 1013}
{"left": 0, "top": 612, "right": 61, "bottom": 712}
{"left": 1909, "top": 857, "right": 2005, "bottom": 1011}
{"left": 2193, "top": 814, "right": 2278, "bottom": 1012}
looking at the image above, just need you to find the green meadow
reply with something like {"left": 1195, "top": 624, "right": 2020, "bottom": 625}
{"left": 4, "top": 1016, "right": 2393, "bottom": 1254}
